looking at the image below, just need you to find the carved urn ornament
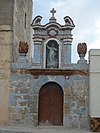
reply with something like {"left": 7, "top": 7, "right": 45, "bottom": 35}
{"left": 77, "top": 42, "right": 87, "bottom": 59}
{"left": 19, "top": 41, "right": 28, "bottom": 55}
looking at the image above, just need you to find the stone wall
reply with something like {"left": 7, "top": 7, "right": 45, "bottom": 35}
{"left": 0, "top": 0, "right": 32, "bottom": 125}
{"left": 0, "top": 25, "right": 12, "bottom": 124}
{"left": 9, "top": 66, "right": 89, "bottom": 128}
{"left": 0, "top": 1, "right": 14, "bottom": 124}
{"left": 13, "top": 0, "right": 32, "bottom": 62}
{"left": 9, "top": 73, "right": 34, "bottom": 126}
{"left": 0, "top": 0, "right": 14, "bottom": 26}
{"left": 89, "top": 49, "right": 100, "bottom": 132}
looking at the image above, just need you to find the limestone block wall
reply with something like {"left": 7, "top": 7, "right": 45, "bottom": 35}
{"left": 9, "top": 67, "right": 89, "bottom": 128}
{"left": 64, "top": 76, "right": 89, "bottom": 128}
{"left": 13, "top": 0, "right": 32, "bottom": 62}
{"left": 0, "top": 0, "right": 33, "bottom": 62}
{"left": 0, "top": 0, "right": 14, "bottom": 26}
{"left": 0, "top": 0, "right": 32, "bottom": 125}
{"left": 0, "top": 25, "right": 12, "bottom": 124}
{"left": 9, "top": 74, "right": 34, "bottom": 126}
{"left": 89, "top": 49, "right": 100, "bottom": 132}
{"left": 0, "top": 0, "right": 14, "bottom": 125}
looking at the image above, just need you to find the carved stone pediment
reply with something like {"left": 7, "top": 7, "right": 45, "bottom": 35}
{"left": 64, "top": 16, "right": 75, "bottom": 29}
{"left": 31, "top": 15, "right": 42, "bottom": 26}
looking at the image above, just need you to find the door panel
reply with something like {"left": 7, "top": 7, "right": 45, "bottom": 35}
{"left": 39, "top": 84, "right": 51, "bottom": 125}
{"left": 38, "top": 82, "right": 63, "bottom": 125}
{"left": 52, "top": 85, "right": 63, "bottom": 125}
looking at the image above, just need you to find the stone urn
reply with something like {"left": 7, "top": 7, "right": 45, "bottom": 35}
{"left": 19, "top": 41, "right": 28, "bottom": 55}
{"left": 17, "top": 41, "right": 29, "bottom": 63}
{"left": 77, "top": 42, "right": 87, "bottom": 60}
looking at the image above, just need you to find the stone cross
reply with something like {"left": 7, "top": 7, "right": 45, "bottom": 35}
{"left": 50, "top": 8, "right": 56, "bottom": 18}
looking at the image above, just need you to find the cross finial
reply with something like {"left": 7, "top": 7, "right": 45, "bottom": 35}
{"left": 50, "top": 8, "right": 56, "bottom": 18}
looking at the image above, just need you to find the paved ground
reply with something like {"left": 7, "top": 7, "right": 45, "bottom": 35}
{"left": 0, "top": 126, "right": 95, "bottom": 133}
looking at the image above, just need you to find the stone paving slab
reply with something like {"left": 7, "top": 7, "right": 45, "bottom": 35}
{"left": 0, "top": 126, "right": 96, "bottom": 133}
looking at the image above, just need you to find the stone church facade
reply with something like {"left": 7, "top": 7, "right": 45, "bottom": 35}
{"left": 0, "top": 0, "right": 100, "bottom": 132}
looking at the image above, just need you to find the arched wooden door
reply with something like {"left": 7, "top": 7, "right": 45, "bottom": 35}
{"left": 38, "top": 82, "right": 63, "bottom": 125}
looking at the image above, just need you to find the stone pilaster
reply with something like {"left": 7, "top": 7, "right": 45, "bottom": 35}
{"left": 63, "top": 37, "right": 73, "bottom": 65}
{"left": 32, "top": 39, "right": 42, "bottom": 68}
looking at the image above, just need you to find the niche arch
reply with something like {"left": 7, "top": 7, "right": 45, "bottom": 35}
{"left": 43, "top": 38, "right": 62, "bottom": 68}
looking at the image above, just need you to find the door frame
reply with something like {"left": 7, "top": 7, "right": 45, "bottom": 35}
{"left": 38, "top": 81, "right": 63, "bottom": 126}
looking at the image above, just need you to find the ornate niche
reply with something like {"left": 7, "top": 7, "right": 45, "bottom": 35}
{"left": 46, "top": 40, "right": 59, "bottom": 68}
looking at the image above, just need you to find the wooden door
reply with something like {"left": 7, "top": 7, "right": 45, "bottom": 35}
{"left": 38, "top": 82, "right": 63, "bottom": 125}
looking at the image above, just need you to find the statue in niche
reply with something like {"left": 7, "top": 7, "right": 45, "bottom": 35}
{"left": 47, "top": 43, "right": 57, "bottom": 62}
{"left": 46, "top": 40, "right": 59, "bottom": 68}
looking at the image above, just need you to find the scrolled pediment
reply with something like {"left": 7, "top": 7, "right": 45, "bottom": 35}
{"left": 31, "top": 15, "right": 42, "bottom": 26}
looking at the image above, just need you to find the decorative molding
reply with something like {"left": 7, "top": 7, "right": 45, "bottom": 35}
{"left": 64, "top": 16, "right": 75, "bottom": 28}
{"left": 31, "top": 15, "right": 42, "bottom": 26}
{"left": 48, "top": 29, "right": 58, "bottom": 37}
{"left": 47, "top": 75, "right": 56, "bottom": 81}
{"left": 11, "top": 69, "right": 88, "bottom": 76}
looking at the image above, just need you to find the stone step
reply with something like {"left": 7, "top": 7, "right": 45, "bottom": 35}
{"left": 0, "top": 130, "right": 31, "bottom": 133}
{"left": 0, "top": 126, "right": 91, "bottom": 133}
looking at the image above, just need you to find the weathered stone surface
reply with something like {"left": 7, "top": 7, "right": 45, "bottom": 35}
{"left": 13, "top": 0, "right": 32, "bottom": 62}
{"left": 0, "top": 79, "right": 9, "bottom": 125}
{"left": 0, "top": 0, "right": 14, "bottom": 26}
{"left": 8, "top": 69, "right": 89, "bottom": 128}
{"left": 0, "top": 25, "right": 11, "bottom": 30}
{"left": 0, "top": 31, "right": 12, "bottom": 45}
{"left": 0, "top": 0, "right": 32, "bottom": 126}
{"left": 0, "top": 59, "right": 10, "bottom": 125}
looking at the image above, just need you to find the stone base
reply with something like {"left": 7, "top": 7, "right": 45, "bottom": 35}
{"left": 77, "top": 59, "right": 87, "bottom": 64}
{"left": 90, "top": 117, "right": 100, "bottom": 132}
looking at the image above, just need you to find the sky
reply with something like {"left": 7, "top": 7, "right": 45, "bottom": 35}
{"left": 32, "top": 0, "right": 100, "bottom": 63}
